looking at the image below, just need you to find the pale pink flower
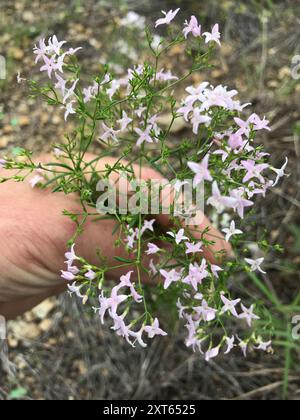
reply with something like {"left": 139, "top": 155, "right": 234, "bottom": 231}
{"left": 185, "top": 82, "right": 209, "bottom": 105}
{"left": 241, "top": 160, "right": 269, "bottom": 184}
{"left": 149, "top": 259, "right": 158, "bottom": 276}
{"left": 40, "top": 55, "right": 57, "bottom": 78}
{"left": 183, "top": 16, "right": 201, "bottom": 38}
{"left": 61, "top": 270, "right": 76, "bottom": 282}
{"left": 205, "top": 345, "right": 220, "bottom": 362}
{"left": 141, "top": 219, "right": 156, "bottom": 235}
{"left": 185, "top": 242, "right": 203, "bottom": 254}
{"left": 191, "top": 108, "right": 212, "bottom": 134}
{"left": 234, "top": 117, "right": 251, "bottom": 137}
{"left": 101, "top": 123, "right": 120, "bottom": 143}
{"left": 195, "top": 299, "right": 217, "bottom": 322}
{"left": 220, "top": 294, "right": 241, "bottom": 317}
{"left": 249, "top": 113, "right": 271, "bottom": 131}
{"left": 85, "top": 269, "right": 96, "bottom": 281}
{"left": 155, "top": 8, "right": 180, "bottom": 27}
{"left": 207, "top": 181, "right": 236, "bottom": 213}
{"left": 203, "top": 24, "right": 221, "bottom": 46}
{"left": 67, "top": 281, "right": 85, "bottom": 299}
{"left": 177, "top": 298, "right": 187, "bottom": 319}
{"left": 230, "top": 188, "right": 254, "bottom": 219}
{"left": 239, "top": 304, "right": 260, "bottom": 327}
{"left": 110, "top": 314, "right": 133, "bottom": 346}
{"left": 237, "top": 337, "right": 248, "bottom": 357}
{"left": 63, "top": 101, "right": 76, "bottom": 121}
{"left": 62, "top": 79, "right": 79, "bottom": 104}
{"left": 188, "top": 155, "right": 213, "bottom": 187}
{"left": 144, "top": 318, "right": 167, "bottom": 338}
{"left": 65, "top": 47, "right": 82, "bottom": 56}
{"left": 213, "top": 149, "right": 229, "bottom": 162}
{"left": 155, "top": 68, "right": 178, "bottom": 82}
{"left": 107, "top": 79, "right": 121, "bottom": 99}
{"left": 48, "top": 35, "right": 67, "bottom": 55}
{"left": 224, "top": 336, "right": 235, "bottom": 355}
{"left": 129, "top": 328, "right": 147, "bottom": 348}
{"left": 65, "top": 244, "right": 78, "bottom": 266}
{"left": 117, "top": 111, "right": 132, "bottom": 131}
{"left": 135, "top": 126, "right": 154, "bottom": 147}
{"left": 33, "top": 38, "right": 49, "bottom": 63}
{"left": 160, "top": 268, "right": 182, "bottom": 289}
{"left": 183, "top": 261, "right": 209, "bottom": 291}
{"left": 211, "top": 264, "right": 223, "bottom": 279}
{"left": 106, "top": 286, "right": 128, "bottom": 318}
{"left": 54, "top": 73, "right": 67, "bottom": 96}
{"left": 118, "top": 271, "right": 143, "bottom": 303}
{"left": 146, "top": 243, "right": 161, "bottom": 255}
{"left": 135, "top": 106, "right": 147, "bottom": 118}
{"left": 177, "top": 101, "right": 194, "bottom": 121}
{"left": 228, "top": 132, "right": 244, "bottom": 150}
{"left": 255, "top": 340, "right": 272, "bottom": 352}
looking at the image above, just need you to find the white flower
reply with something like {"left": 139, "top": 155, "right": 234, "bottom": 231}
{"left": 271, "top": 157, "right": 289, "bottom": 187}
{"left": 245, "top": 258, "right": 266, "bottom": 274}
{"left": 222, "top": 221, "right": 243, "bottom": 242}
{"left": 167, "top": 228, "right": 189, "bottom": 245}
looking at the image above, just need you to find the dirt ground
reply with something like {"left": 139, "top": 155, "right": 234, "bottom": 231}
{"left": 0, "top": 0, "right": 300, "bottom": 400}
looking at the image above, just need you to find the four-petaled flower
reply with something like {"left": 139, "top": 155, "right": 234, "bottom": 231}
{"left": 222, "top": 221, "right": 243, "bottom": 242}
{"left": 203, "top": 24, "right": 221, "bottom": 46}
{"left": 191, "top": 108, "right": 212, "bottom": 134}
{"left": 185, "top": 242, "right": 203, "bottom": 254}
{"left": 183, "top": 16, "right": 201, "bottom": 38}
{"left": 146, "top": 243, "right": 161, "bottom": 255}
{"left": 220, "top": 294, "right": 241, "bottom": 317}
{"left": 241, "top": 160, "right": 269, "bottom": 184}
{"left": 245, "top": 258, "right": 266, "bottom": 274}
{"left": 239, "top": 304, "right": 260, "bottom": 327}
{"left": 271, "top": 157, "right": 289, "bottom": 187}
{"left": 160, "top": 269, "right": 182, "bottom": 289}
{"left": 155, "top": 8, "right": 180, "bottom": 27}
{"left": 117, "top": 111, "right": 133, "bottom": 131}
{"left": 167, "top": 228, "right": 189, "bottom": 245}
{"left": 188, "top": 155, "right": 213, "bottom": 187}
{"left": 144, "top": 318, "right": 167, "bottom": 338}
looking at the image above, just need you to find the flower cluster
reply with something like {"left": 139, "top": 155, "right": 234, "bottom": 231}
{"left": 2, "top": 9, "right": 287, "bottom": 361}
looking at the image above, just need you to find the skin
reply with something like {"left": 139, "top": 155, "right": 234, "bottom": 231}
{"left": 0, "top": 154, "right": 231, "bottom": 319}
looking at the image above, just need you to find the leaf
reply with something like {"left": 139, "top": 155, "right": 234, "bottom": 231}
{"left": 9, "top": 387, "right": 27, "bottom": 400}
{"left": 114, "top": 256, "right": 134, "bottom": 264}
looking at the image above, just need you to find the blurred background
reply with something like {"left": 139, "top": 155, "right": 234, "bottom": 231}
{"left": 0, "top": 0, "right": 299, "bottom": 400}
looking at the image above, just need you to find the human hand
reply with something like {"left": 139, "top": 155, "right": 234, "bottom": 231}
{"left": 0, "top": 154, "right": 230, "bottom": 319}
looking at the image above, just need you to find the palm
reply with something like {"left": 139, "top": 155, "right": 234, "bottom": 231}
{"left": 0, "top": 155, "right": 230, "bottom": 318}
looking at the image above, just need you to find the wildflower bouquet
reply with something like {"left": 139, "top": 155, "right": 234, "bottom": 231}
{"left": 1, "top": 10, "right": 288, "bottom": 361}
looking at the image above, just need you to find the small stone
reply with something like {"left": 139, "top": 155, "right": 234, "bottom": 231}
{"left": 19, "top": 116, "right": 30, "bottom": 126}
{"left": 39, "top": 319, "right": 53, "bottom": 332}
{"left": 32, "top": 299, "right": 56, "bottom": 320}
